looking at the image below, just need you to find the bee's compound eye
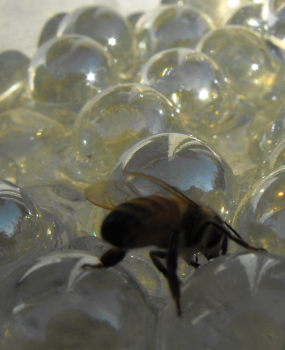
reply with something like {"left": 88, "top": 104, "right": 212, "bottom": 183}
{"left": 4, "top": 251, "right": 156, "bottom": 349}
{"left": 160, "top": 252, "right": 285, "bottom": 349}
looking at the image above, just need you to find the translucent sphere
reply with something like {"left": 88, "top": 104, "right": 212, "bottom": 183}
{"left": 136, "top": 5, "right": 215, "bottom": 63}
{"left": 256, "top": 137, "right": 285, "bottom": 178}
{"left": 232, "top": 167, "right": 285, "bottom": 255}
{"left": 247, "top": 102, "right": 285, "bottom": 164}
{"left": 140, "top": 48, "right": 241, "bottom": 133}
{"left": 161, "top": 0, "right": 261, "bottom": 26}
{"left": 160, "top": 251, "right": 285, "bottom": 350}
{"left": 38, "top": 13, "right": 67, "bottom": 47}
{"left": 197, "top": 26, "right": 277, "bottom": 100}
{"left": 262, "top": 0, "right": 285, "bottom": 49}
{"left": 221, "top": 3, "right": 266, "bottom": 35}
{"left": 0, "top": 251, "right": 156, "bottom": 349}
{"left": 0, "top": 153, "right": 19, "bottom": 185}
{"left": 27, "top": 35, "right": 117, "bottom": 121}
{"left": 57, "top": 6, "right": 138, "bottom": 80}
{"left": 0, "top": 180, "right": 48, "bottom": 266}
{"left": 111, "top": 133, "right": 238, "bottom": 222}
{"left": 63, "top": 83, "right": 184, "bottom": 184}
{"left": 0, "top": 50, "right": 29, "bottom": 112}
{"left": 127, "top": 12, "right": 144, "bottom": 30}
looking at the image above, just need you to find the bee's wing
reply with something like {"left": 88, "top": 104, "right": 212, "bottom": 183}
{"left": 125, "top": 171, "right": 199, "bottom": 208}
{"left": 84, "top": 177, "right": 141, "bottom": 210}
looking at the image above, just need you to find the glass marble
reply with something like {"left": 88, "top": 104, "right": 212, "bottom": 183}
{"left": 110, "top": 133, "right": 239, "bottom": 222}
{"left": 27, "top": 35, "right": 117, "bottom": 121}
{"left": 262, "top": 0, "right": 285, "bottom": 49}
{"left": 0, "top": 153, "right": 19, "bottom": 185}
{"left": 0, "top": 107, "right": 66, "bottom": 163}
{"left": 135, "top": 5, "right": 215, "bottom": 63}
{"left": 38, "top": 13, "right": 67, "bottom": 47}
{"left": 160, "top": 251, "right": 285, "bottom": 350}
{"left": 127, "top": 12, "right": 144, "bottom": 30}
{"left": 247, "top": 102, "right": 285, "bottom": 164}
{"left": 221, "top": 3, "right": 267, "bottom": 35}
{"left": 57, "top": 6, "right": 138, "bottom": 80}
{"left": 0, "top": 251, "right": 156, "bottom": 349}
{"left": 63, "top": 83, "right": 184, "bottom": 185}
{"left": 140, "top": 48, "right": 243, "bottom": 133}
{"left": 256, "top": 137, "right": 285, "bottom": 178}
{"left": 161, "top": 0, "right": 262, "bottom": 26}
{"left": 0, "top": 50, "right": 29, "bottom": 112}
{"left": 232, "top": 167, "right": 285, "bottom": 255}
{"left": 197, "top": 26, "right": 277, "bottom": 101}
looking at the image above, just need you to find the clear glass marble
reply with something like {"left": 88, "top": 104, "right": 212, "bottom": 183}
{"left": 197, "top": 26, "right": 278, "bottom": 101}
{"left": 110, "top": 133, "right": 239, "bottom": 222}
{"left": 262, "top": 0, "right": 285, "bottom": 49}
{"left": 140, "top": 48, "right": 246, "bottom": 133}
{"left": 159, "top": 251, "right": 285, "bottom": 350}
{"left": 27, "top": 35, "right": 117, "bottom": 121}
{"left": 135, "top": 5, "right": 215, "bottom": 63}
{"left": 63, "top": 83, "right": 184, "bottom": 185}
{"left": 221, "top": 3, "right": 267, "bottom": 35}
{"left": 232, "top": 167, "right": 285, "bottom": 255}
{"left": 57, "top": 6, "right": 138, "bottom": 80}
{"left": 0, "top": 251, "right": 157, "bottom": 349}
{"left": 38, "top": 13, "right": 67, "bottom": 47}
{"left": 127, "top": 12, "right": 144, "bottom": 30}
{"left": 0, "top": 50, "right": 29, "bottom": 112}
{"left": 161, "top": 0, "right": 262, "bottom": 26}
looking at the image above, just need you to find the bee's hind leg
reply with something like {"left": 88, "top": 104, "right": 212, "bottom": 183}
{"left": 149, "top": 250, "right": 168, "bottom": 277}
{"left": 82, "top": 248, "right": 126, "bottom": 269}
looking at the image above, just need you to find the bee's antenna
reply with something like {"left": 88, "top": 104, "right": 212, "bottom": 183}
{"left": 224, "top": 221, "right": 244, "bottom": 241}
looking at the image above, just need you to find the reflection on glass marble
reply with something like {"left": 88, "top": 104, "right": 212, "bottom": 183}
{"left": 0, "top": 107, "right": 66, "bottom": 162}
{"left": 38, "top": 13, "right": 67, "bottom": 47}
{"left": 27, "top": 35, "right": 117, "bottom": 121}
{"left": 0, "top": 251, "right": 156, "bottom": 349}
{"left": 262, "top": 0, "right": 285, "bottom": 49}
{"left": 0, "top": 153, "right": 19, "bottom": 185}
{"left": 63, "top": 83, "right": 184, "bottom": 185}
{"left": 110, "top": 133, "right": 238, "bottom": 222}
{"left": 0, "top": 180, "right": 49, "bottom": 266}
{"left": 57, "top": 6, "right": 138, "bottom": 80}
{"left": 0, "top": 50, "right": 29, "bottom": 112}
{"left": 221, "top": 3, "right": 267, "bottom": 34}
{"left": 160, "top": 252, "right": 285, "bottom": 350}
{"left": 247, "top": 102, "right": 285, "bottom": 164}
{"left": 256, "top": 137, "right": 285, "bottom": 178}
{"left": 232, "top": 167, "right": 285, "bottom": 255}
{"left": 136, "top": 5, "right": 215, "bottom": 63}
{"left": 140, "top": 48, "right": 246, "bottom": 133}
{"left": 161, "top": 0, "right": 261, "bottom": 25}
{"left": 197, "top": 26, "right": 277, "bottom": 100}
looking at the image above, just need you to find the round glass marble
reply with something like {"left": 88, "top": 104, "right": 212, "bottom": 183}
{"left": 161, "top": 0, "right": 261, "bottom": 26}
{"left": 63, "top": 83, "right": 184, "bottom": 185}
{"left": 197, "top": 26, "right": 277, "bottom": 100}
{"left": 140, "top": 48, "right": 241, "bottom": 133}
{"left": 27, "top": 35, "right": 117, "bottom": 121}
{"left": 262, "top": 0, "right": 285, "bottom": 49}
{"left": 110, "top": 132, "right": 239, "bottom": 222}
{"left": 0, "top": 251, "right": 156, "bottom": 349}
{"left": 38, "top": 13, "right": 67, "bottom": 47}
{"left": 221, "top": 3, "right": 267, "bottom": 35}
{"left": 57, "top": 6, "right": 138, "bottom": 80}
{"left": 232, "top": 167, "right": 285, "bottom": 255}
{"left": 136, "top": 5, "right": 215, "bottom": 63}
{"left": 0, "top": 50, "right": 29, "bottom": 112}
{"left": 160, "top": 251, "right": 285, "bottom": 350}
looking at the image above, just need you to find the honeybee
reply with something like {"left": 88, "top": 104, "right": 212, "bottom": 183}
{"left": 83, "top": 171, "right": 266, "bottom": 316}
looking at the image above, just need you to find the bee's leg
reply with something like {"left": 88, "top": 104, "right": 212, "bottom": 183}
{"left": 221, "top": 236, "right": 228, "bottom": 255}
{"left": 149, "top": 250, "right": 168, "bottom": 277}
{"left": 82, "top": 248, "right": 126, "bottom": 269}
{"left": 166, "top": 229, "right": 181, "bottom": 317}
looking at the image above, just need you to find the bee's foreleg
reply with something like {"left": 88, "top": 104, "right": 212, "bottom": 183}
{"left": 149, "top": 250, "right": 168, "bottom": 277}
{"left": 83, "top": 248, "right": 126, "bottom": 269}
{"left": 166, "top": 229, "right": 182, "bottom": 317}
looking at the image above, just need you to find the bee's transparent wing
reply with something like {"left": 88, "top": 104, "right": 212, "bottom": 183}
{"left": 84, "top": 177, "right": 141, "bottom": 210}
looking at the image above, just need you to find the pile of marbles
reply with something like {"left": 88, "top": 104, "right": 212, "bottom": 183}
{"left": 1, "top": 0, "right": 285, "bottom": 349}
